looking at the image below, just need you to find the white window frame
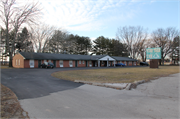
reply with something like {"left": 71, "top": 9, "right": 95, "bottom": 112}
{"left": 79, "top": 60, "right": 81, "bottom": 64}
{"left": 69, "top": 60, "right": 73, "bottom": 67}
{"left": 44, "top": 60, "right": 47, "bottom": 63}
{"left": 82, "top": 60, "right": 84, "bottom": 64}
{"left": 89, "top": 61, "right": 92, "bottom": 67}
{"left": 16, "top": 59, "right": 18, "bottom": 65}
{"left": 60, "top": 60, "right": 63, "bottom": 67}
{"left": 18, "top": 59, "right": 20, "bottom": 65}
{"left": 29, "top": 60, "right": 34, "bottom": 68}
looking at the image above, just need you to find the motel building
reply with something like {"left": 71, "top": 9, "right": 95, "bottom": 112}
{"left": 12, "top": 52, "right": 137, "bottom": 68}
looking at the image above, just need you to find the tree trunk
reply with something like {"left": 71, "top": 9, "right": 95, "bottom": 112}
{"left": 162, "top": 57, "right": 164, "bottom": 65}
{"left": 9, "top": 52, "right": 13, "bottom": 67}
{"left": 159, "top": 59, "right": 161, "bottom": 65}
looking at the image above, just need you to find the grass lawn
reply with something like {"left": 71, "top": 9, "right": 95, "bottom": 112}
{"left": 52, "top": 66, "right": 179, "bottom": 83}
{"left": 1, "top": 66, "right": 14, "bottom": 69}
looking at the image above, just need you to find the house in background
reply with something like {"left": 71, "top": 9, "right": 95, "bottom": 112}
{"left": 12, "top": 52, "right": 137, "bottom": 68}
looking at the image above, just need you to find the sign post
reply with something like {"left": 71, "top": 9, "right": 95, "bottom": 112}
{"left": 146, "top": 47, "right": 161, "bottom": 68}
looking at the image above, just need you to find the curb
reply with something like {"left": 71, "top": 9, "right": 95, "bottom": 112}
{"left": 74, "top": 80, "right": 146, "bottom": 90}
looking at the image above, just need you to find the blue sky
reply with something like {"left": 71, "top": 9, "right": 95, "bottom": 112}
{"left": 37, "top": 0, "right": 179, "bottom": 40}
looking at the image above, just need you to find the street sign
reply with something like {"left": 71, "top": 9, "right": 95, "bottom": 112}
{"left": 146, "top": 47, "right": 161, "bottom": 59}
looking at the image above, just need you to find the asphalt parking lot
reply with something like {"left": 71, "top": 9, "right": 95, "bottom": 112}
{"left": 1, "top": 66, "right": 144, "bottom": 99}
{"left": 1, "top": 67, "right": 179, "bottom": 118}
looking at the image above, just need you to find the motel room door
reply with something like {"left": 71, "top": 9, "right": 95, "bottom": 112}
{"left": 38, "top": 60, "right": 41, "bottom": 68}
{"left": 75, "top": 61, "right": 78, "bottom": 67}
{"left": 53, "top": 60, "right": 56, "bottom": 68}
{"left": 86, "top": 61, "right": 88, "bottom": 67}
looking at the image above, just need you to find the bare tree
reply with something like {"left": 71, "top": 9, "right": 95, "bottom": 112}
{"left": 0, "top": 0, "right": 15, "bottom": 59}
{"left": 46, "top": 30, "right": 74, "bottom": 54}
{"left": 116, "top": 26, "right": 147, "bottom": 59}
{"left": 0, "top": 0, "right": 41, "bottom": 67}
{"left": 151, "top": 27, "right": 179, "bottom": 65}
{"left": 137, "top": 39, "right": 146, "bottom": 61}
{"left": 31, "top": 24, "right": 54, "bottom": 53}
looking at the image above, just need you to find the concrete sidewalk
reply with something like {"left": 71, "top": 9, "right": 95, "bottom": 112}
{"left": 19, "top": 73, "right": 180, "bottom": 119}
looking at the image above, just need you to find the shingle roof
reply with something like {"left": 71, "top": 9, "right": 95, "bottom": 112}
{"left": 112, "top": 56, "right": 137, "bottom": 61}
{"left": 19, "top": 52, "right": 93, "bottom": 60}
{"left": 19, "top": 52, "right": 137, "bottom": 61}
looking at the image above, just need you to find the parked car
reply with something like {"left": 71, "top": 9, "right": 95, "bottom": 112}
{"left": 41, "top": 62, "right": 54, "bottom": 68}
{"left": 115, "top": 63, "right": 126, "bottom": 67}
{"left": 140, "top": 62, "right": 149, "bottom": 66}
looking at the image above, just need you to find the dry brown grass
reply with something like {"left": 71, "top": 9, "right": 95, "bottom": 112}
{"left": 1, "top": 84, "right": 29, "bottom": 119}
{"left": 52, "top": 66, "right": 179, "bottom": 83}
{"left": 0, "top": 66, "right": 13, "bottom": 69}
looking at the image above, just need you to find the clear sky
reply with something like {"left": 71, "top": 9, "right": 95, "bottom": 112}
{"left": 31, "top": 0, "right": 179, "bottom": 40}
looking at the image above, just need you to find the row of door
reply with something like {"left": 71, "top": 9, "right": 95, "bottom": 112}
{"left": 37, "top": 60, "right": 88, "bottom": 68}
{"left": 75, "top": 61, "right": 89, "bottom": 67}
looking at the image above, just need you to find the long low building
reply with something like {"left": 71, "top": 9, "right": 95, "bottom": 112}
{"left": 12, "top": 52, "right": 137, "bottom": 68}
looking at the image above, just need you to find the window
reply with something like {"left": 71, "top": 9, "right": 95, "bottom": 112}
{"left": 60, "top": 60, "right": 63, "bottom": 65}
{"left": 69, "top": 60, "right": 73, "bottom": 65}
{"left": 29, "top": 60, "right": 34, "bottom": 68}
{"left": 44, "top": 62, "right": 48, "bottom": 65}
{"left": 79, "top": 60, "right": 81, "bottom": 64}
{"left": 59, "top": 60, "right": 63, "bottom": 67}
{"left": 18, "top": 59, "right": 20, "bottom": 65}
{"left": 44, "top": 60, "right": 47, "bottom": 63}
{"left": 69, "top": 60, "right": 73, "bottom": 67}
{"left": 16, "top": 59, "right": 18, "bottom": 65}
{"left": 48, "top": 60, "right": 51, "bottom": 62}
{"left": 95, "top": 62, "right": 97, "bottom": 67}
{"left": 82, "top": 60, "right": 84, "bottom": 64}
{"left": 89, "top": 61, "right": 92, "bottom": 67}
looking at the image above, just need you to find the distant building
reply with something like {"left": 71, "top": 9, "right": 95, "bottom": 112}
{"left": 13, "top": 52, "right": 137, "bottom": 68}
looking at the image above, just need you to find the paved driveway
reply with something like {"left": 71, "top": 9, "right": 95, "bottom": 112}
{"left": 1, "top": 67, "right": 179, "bottom": 119}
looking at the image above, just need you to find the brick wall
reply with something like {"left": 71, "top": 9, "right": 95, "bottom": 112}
{"left": 77, "top": 60, "right": 86, "bottom": 67}
{"left": 62, "top": 60, "right": 75, "bottom": 67}
{"left": 12, "top": 53, "right": 24, "bottom": 68}
{"left": 40, "top": 60, "right": 76, "bottom": 68}
{"left": 63, "top": 60, "right": 69, "bottom": 67}
{"left": 34, "top": 60, "right": 38, "bottom": 68}
{"left": 128, "top": 61, "right": 132, "bottom": 66}
{"left": 24, "top": 60, "right": 29, "bottom": 68}
{"left": 56, "top": 60, "right": 60, "bottom": 68}
{"left": 24, "top": 60, "right": 38, "bottom": 68}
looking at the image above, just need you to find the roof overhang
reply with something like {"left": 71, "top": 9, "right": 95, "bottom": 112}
{"left": 98, "top": 55, "right": 115, "bottom": 61}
